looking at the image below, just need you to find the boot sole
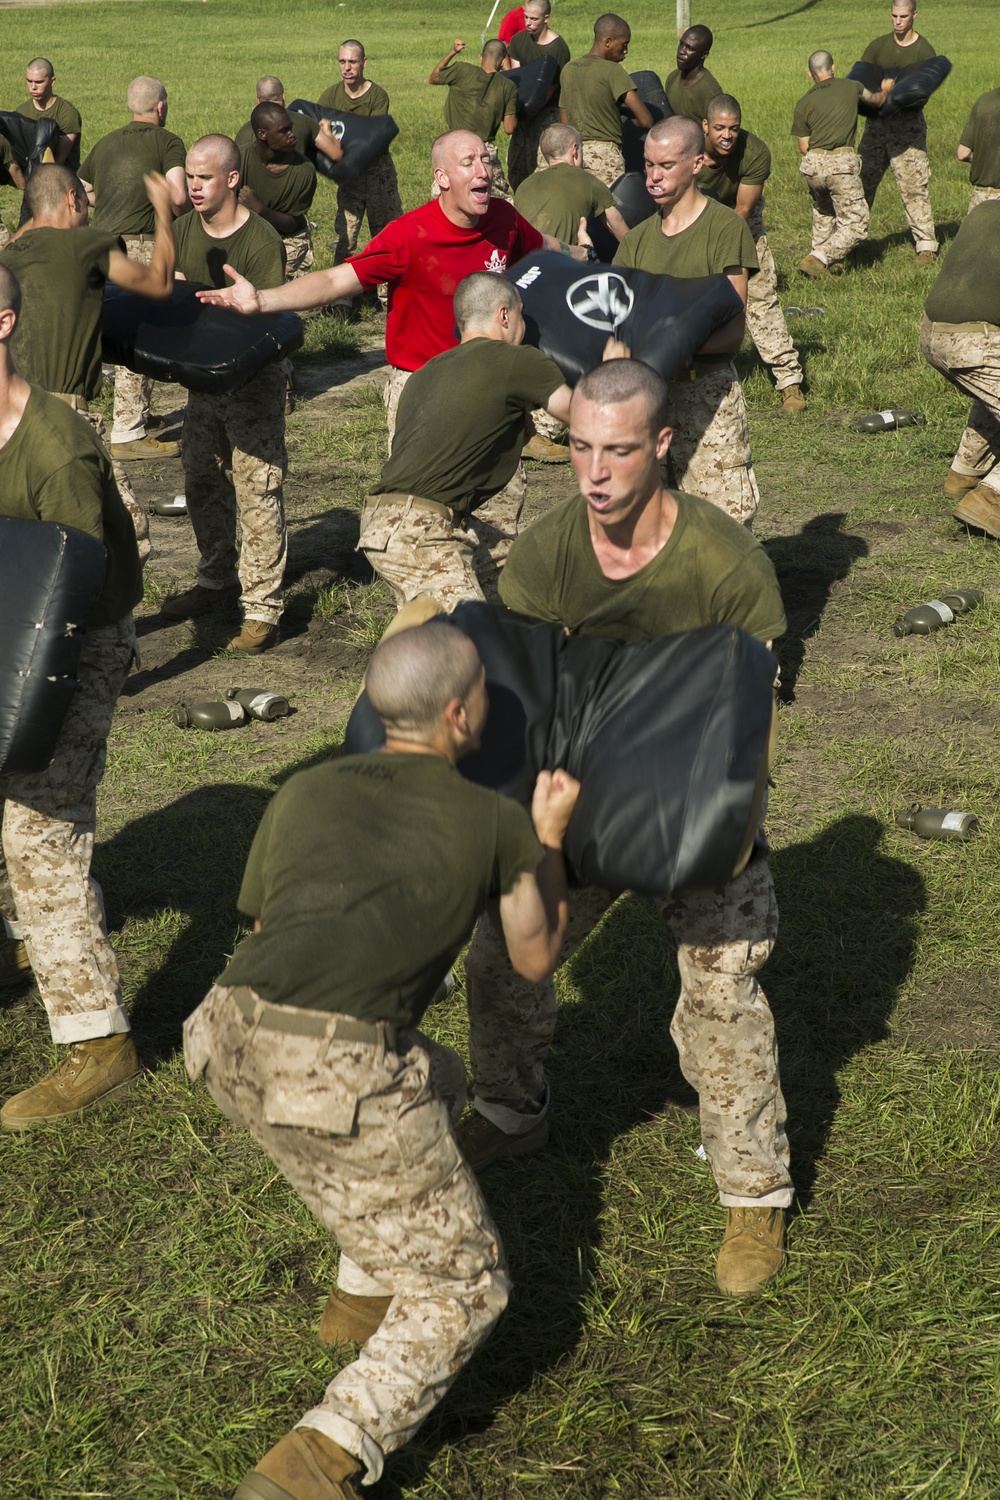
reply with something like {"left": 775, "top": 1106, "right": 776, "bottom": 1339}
{"left": 0, "top": 1072, "right": 141, "bottom": 1132}
{"left": 953, "top": 500, "right": 1000, "bottom": 538}
{"left": 232, "top": 1477, "right": 298, "bottom": 1500}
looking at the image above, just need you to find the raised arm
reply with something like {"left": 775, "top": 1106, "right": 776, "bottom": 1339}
{"left": 430, "top": 39, "right": 465, "bottom": 85}
{"left": 106, "top": 172, "right": 175, "bottom": 299}
{"left": 498, "top": 770, "right": 579, "bottom": 981}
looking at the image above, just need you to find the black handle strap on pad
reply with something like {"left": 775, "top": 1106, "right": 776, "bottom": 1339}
{"left": 101, "top": 281, "right": 303, "bottom": 395}
{"left": 0, "top": 111, "right": 60, "bottom": 168}
{"left": 621, "top": 70, "right": 670, "bottom": 174}
{"left": 0, "top": 517, "right": 108, "bottom": 775}
{"left": 508, "top": 57, "right": 559, "bottom": 119}
{"left": 343, "top": 604, "right": 776, "bottom": 895}
{"left": 508, "top": 248, "right": 742, "bottom": 384}
{"left": 287, "top": 100, "right": 399, "bottom": 184}
{"left": 848, "top": 56, "right": 951, "bottom": 117}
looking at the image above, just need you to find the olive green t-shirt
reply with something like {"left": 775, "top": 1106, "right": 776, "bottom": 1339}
{"left": 924, "top": 202, "right": 1000, "bottom": 326}
{"left": 861, "top": 32, "right": 936, "bottom": 74}
{"left": 317, "top": 80, "right": 390, "bottom": 117}
{"left": 697, "top": 130, "right": 771, "bottom": 208}
{"left": 559, "top": 56, "right": 635, "bottom": 146}
{"left": 375, "top": 339, "right": 564, "bottom": 516}
{"left": 509, "top": 31, "right": 572, "bottom": 107}
{"left": 0, "top": 226, "right": 117, "bottom": 400}
{"left": 614, "top": 193, "right": 758, "bottom": 278}
{"left": 236, "top": 113, "right": 321, "bottom": 156}
{"left": 500, "top": 490, "right": 786, "bottom": 644}
{"left": 80, "top": 122, "right": 186, "bottom": 237}
{"left": 663, "top": 67, "right": 723, "bottom": 124}
{"left": 439, "top": 61, "right": 519, "bottom": 141}
{"left": 238, "top": 145, "right": 317, "bottom": 226}
{"left": 174, "top": 207, "right": 286, "bottom": 289}
{"left": 0, "top": 387, "right": 141, "bottom": 627}
{"left": 514, "top": 160, "right": 613, "bottom": 241}
{"left": 220, "top": 753, "right": 544, "bottom": 1024}
{"left": 791, "top": 77, "right": 865, "bottom": 151}
{"left": 17, "top": 95, "right": 82, "bottom": 170}
{"left": 959, "top": 89, "right": 1000, "bottom": 189}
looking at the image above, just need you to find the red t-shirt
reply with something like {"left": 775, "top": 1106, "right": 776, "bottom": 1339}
{"left": 349, "top": 197, "right": 544, "bottom": 371}
{"left": 498, "top": 6, "right": 526, "bottom": 43}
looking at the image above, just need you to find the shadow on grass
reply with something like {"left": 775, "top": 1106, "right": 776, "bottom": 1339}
{"left": 725, "top": 0, "right": 823, "bottom": 28}
{"left": 764, "top": 511, "right": 869, "bottom": 699}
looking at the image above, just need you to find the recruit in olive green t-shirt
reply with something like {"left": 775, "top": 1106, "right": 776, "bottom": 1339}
{"left": 220, "top": 752, "right": 543, "bottom": 1025}
{"left": 236, "top": 113, "right": 321, "bottom": 157}
{"left": 80, "top": 122, "right": 186, "bottom": 236}
{"left": 861, "top": 32, "right": 936, "bottom": 74}
{"left": 17, "top": 95, "right": 82, "bottom": 170}
{"left": 317, "top": 80, "right": 391, "bottom": 117}
{"left": 509, "top": 31, "right": 571, "bottom": 74}
{"left": 374, "top": 339, "right": 564, "bottom": 516}
{"left": 239, "top": 145, "right": 317, "bottom": 224}
{"left": 439, "top": 62, "right": 519, "bottom": 142}
{"left": 791, "top": 77, "right": 865, "bottom": 152}
{"left": 499, "top": 490, "right": 786, "bottom": 644}
{"left": 959, "top": 90, "right": 1000, "bottom": 189}
{"left": 663, "top": 67, "right": 724, "bottom": 124}
{"left": 559, "top": 56, "right": 635, "bottom": 145}
{"left": 614, "top": 193, "right": 758, "bottom": 278}
{"left": 173, "top": 207, "right": 286, "bottom": 289}
{"left": 0, "top": 387, "right": 141, "bottom": 627}
{"left": 0, "top": 226, "right": 118, "bottom": 400}
{"left": 924, "top": 201, "right": 1000, "bottom": 327}
{"left": 514, "top": 160, "right": 613, "bottom": 242}
{"left": 698, "top": 130, "right": 771, "bottom": 209}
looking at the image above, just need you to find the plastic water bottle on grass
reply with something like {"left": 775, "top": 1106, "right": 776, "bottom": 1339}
{"left": 854, "top": 409, "right": 925, "bottom": 432}
{"left": 895, "top": 806, "right": 979, "bottom": 840}
{"left": 173, "top": 700, "right": 247, "bottom": 730}
{"left": 226, "top": 687, "right": 291, "bottom": 721}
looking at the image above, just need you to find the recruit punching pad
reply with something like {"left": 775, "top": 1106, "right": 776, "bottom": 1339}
{"left": 101, "top": 281, "right": 304, "bottom": 396}
{"left": 508, "top": 249, "right": 742, "bottom": 384}
{"left": 344, "top": 605, "right": 776, "bottom": 894}
{"left": 0, "top": 518, "right": 107, "bottom": 776}
{"left": 848, "top": 56, "right": 952, "bottom": 117}
{"left": 509, "top": 56, "right": 559, "bottom": 118}
{"left": 621, "top": 70, "right": 670, "bottom": 174}
{"left": 287, "top": 100, "right": 398, "bottom": 185}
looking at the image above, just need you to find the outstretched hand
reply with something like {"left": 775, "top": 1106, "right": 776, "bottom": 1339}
{"left": 143, "top": 171, "right": 173, "bottom": 220}
{"left": 531, "top": 769, "right": 581, "bottom": 847}
{"left": 196, "top": 267, "right": 262, "bottom": 314}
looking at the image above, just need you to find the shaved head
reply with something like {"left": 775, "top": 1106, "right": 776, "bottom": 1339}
{"left": 808, "top": 50, "right": 834, "bottom": 78}
{"left": 647, "top": 115, "right": 704, "bottom": 157}
{"left": 24, "top": 162, "right": 84, "bottom": 218}
{"left": 432, "top": 129, "right": 482, "bottom": 172}
{"left": 540, "top": 122, "right": 582, "bottom": 162}
{"left": 575, "top": 358, "right": 670, "bottom": 435}
{"left": 706, "top": 93, "right": 741, "bottom": 123}
{"left": 127, "top": 76, "right": 166, "bottom": 114}
{"left": 256, "top": 75, "right": 284, "bottom": 100}
{"left": 680, "top": 25, "right": 713, "bottom": 51}
{"left": 481, "top": 39, "right": 508, "bottom": 67}
{"left": 594, "top": 13, "right": 630, "bottom": 43}
{"left": 251, "top": 101, "right": 290, "bottom": 135}
{"left": 188, "top": 133, "right": 240, "bottom": 175}
{"left": 366, "top": 624, "right": 483, "bottom": 738}
{"left": 454, "top": 272, "right": 520, "bottom": 333}
{"left": 26, "top": 57, "right": 55, "bottom": 77}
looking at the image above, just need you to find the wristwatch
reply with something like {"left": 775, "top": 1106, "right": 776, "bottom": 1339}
{"left": 584, "top": 244, "right": 598, "bottom": 262}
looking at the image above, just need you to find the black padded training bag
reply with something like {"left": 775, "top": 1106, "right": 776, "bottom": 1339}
{"left": 344, "top": 604, "right": 776, "bottom": 895}
{"left": 621, "top": 70, "right": 670, "bottom": 174}
{"left": 287, "top": 100, "right": 399, "bottom": 184}
{"left": 101, "top": 281, "right": 304, "bottom": 396}
{"left": 849, "top": 56, "right": 952, "bottom": 117}
{"left": 587, "top": 171, "right": 658, "bottom": 261}
{"left": 0, "top": 517, "right": 107, "bottom": 776}
{"left": 0, "top": 110, "right": 59, "bottom": 170}
{"left": 509, "top": 248, "right": 742, "bottom": 384}
{"left": 509, "top": 57, "right": 559, "bottom": 119}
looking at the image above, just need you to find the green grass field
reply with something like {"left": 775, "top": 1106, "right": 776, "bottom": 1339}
{"left": 1, "top": 2, "right": 1000, "bottom": 1498}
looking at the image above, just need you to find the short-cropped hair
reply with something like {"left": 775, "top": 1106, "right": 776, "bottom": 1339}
{"left": 188, "top": 134, "right": 241, "bottom": 175}
{"left": 366, "top": 623, "right": 482, "bottom": 737}
{"left": 251, "top": 101, "right": 290, "bottom": 136}
{"left": 808, "top": 50, "right": 834, "bottom": 78}
{"left": 127, "top": 76, "right": 166, "bottom": 114}
{"left": 574, "top": 358, "right": 670, "bottom": 434}
{"left": 706, "top": 93, "right": 741, "bottom": 122}
{"left": 647, "top": 115, "right": 705, "bottom": 157}
{"left": 454, "top": 271, "right": 521, "bottom": 332}
{"left": 481, "top": 39, "right": 508, "bottom": 67}
{"left": 594, "top": 12, "right": 629, "bottom": 42}
{"left": 540, "top": 122, "right": 581, "bottom": 162}
{"left": 24, "top": 163, "right": 84, "bottom": 219}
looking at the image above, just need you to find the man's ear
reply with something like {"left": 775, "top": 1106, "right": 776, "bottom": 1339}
{"left": 655, "top": 424, "right": 673, "bottom": 462}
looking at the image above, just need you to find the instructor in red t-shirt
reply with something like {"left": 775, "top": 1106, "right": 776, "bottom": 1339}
{"left": 198, "top": 129, "right": 593, "bottom": 441}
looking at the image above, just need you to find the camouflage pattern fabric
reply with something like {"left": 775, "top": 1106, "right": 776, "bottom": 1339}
{"left": 110, "top": 235, "right": 155, "bottom": 445}
{"left": 531, "top": 406, "right": 566, "bottom": 441}
{"left": 745, "top": 206, "right": 804, "bottom": 392}
{"left": 0, "top": 617, "right": 135, "bottom": 1044}
{"left": 283, "top": 226, "right": 314, "bottom": 280}
{"left": 465, "top": 855, "right": 793, "bottom": 1207}
{"left": 333, "top": 153, "right": 403, "bottom": 266}
{"left": 486, "top": 138, "right": 512, "bottom": 202}
{"left": 666, "top": 363, "right": 760, "bottom": 526}
{"left": 507, "top": 104, "right": 560, "bottom": 191}
{"left": 578, "top": 139, "right": 625, "bottom": 190}
{"left": 382, "top": 366, "right": 410, "bottom": 454}
{"left": 181, "top": 363, "right": 287, "bottom": 625}
{"left": 859, "top": 111, "right": 938, "bottom": 254}
{"left": 183, "top": 983, "right": 509, "bottom": 1484}
{"left": 799, "top": 148, "right": 869, "bottom": 264}
{"left": 968, "top": 185, "right": 1000, "bottom": 213}
{"left": 70, "top": 402, "right": 151, "bottom": 567}
{"left": 358, "top": 468, "right": 526, "bottom": 612}
{"left": 919, "top": 314, "right": 1000, "bottom": 495}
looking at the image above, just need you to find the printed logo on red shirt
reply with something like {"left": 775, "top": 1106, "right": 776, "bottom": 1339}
{"left": 485, "top": 248, "right": 508, "bottom": 272}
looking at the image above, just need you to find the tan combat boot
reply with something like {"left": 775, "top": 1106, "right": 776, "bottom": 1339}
{"left": 715, "top": 1206, "right": 786, "bottom": 1296}
{"left": 1, "top": 1033, "right": 140, "bottom": 1131}
{"left": 0, "top": 938, "right": 32, "bottom": 988}
{"left": 227, "top": 619, "right": 279, "bottom": 654}
{"left": 522, "top": 434, "right": 569, "bottom": 462}
{"left": 232, "top": 1429, "right": 363, "bottom": 1500}
{"left": 781, "top": 385, "right": 807, "bottom": 414}
{"left": 797, "top": 254, "right": 830, "bottom": 279}
{"left": 953, "top": 484, "right": 1000, "bottom": 539}
{"left": 943, "top": 469, "right": 979, "bottom": 502}
{"left": 318, "top": 1288, "right": 393, "bottom": 1346}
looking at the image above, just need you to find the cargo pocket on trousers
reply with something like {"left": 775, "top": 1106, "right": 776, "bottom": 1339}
{"left": 357, "top": 504, "right": 401, "bottom": 554}
{"left": 263, "top": 1077, "right": 360, "bottom": 1137}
